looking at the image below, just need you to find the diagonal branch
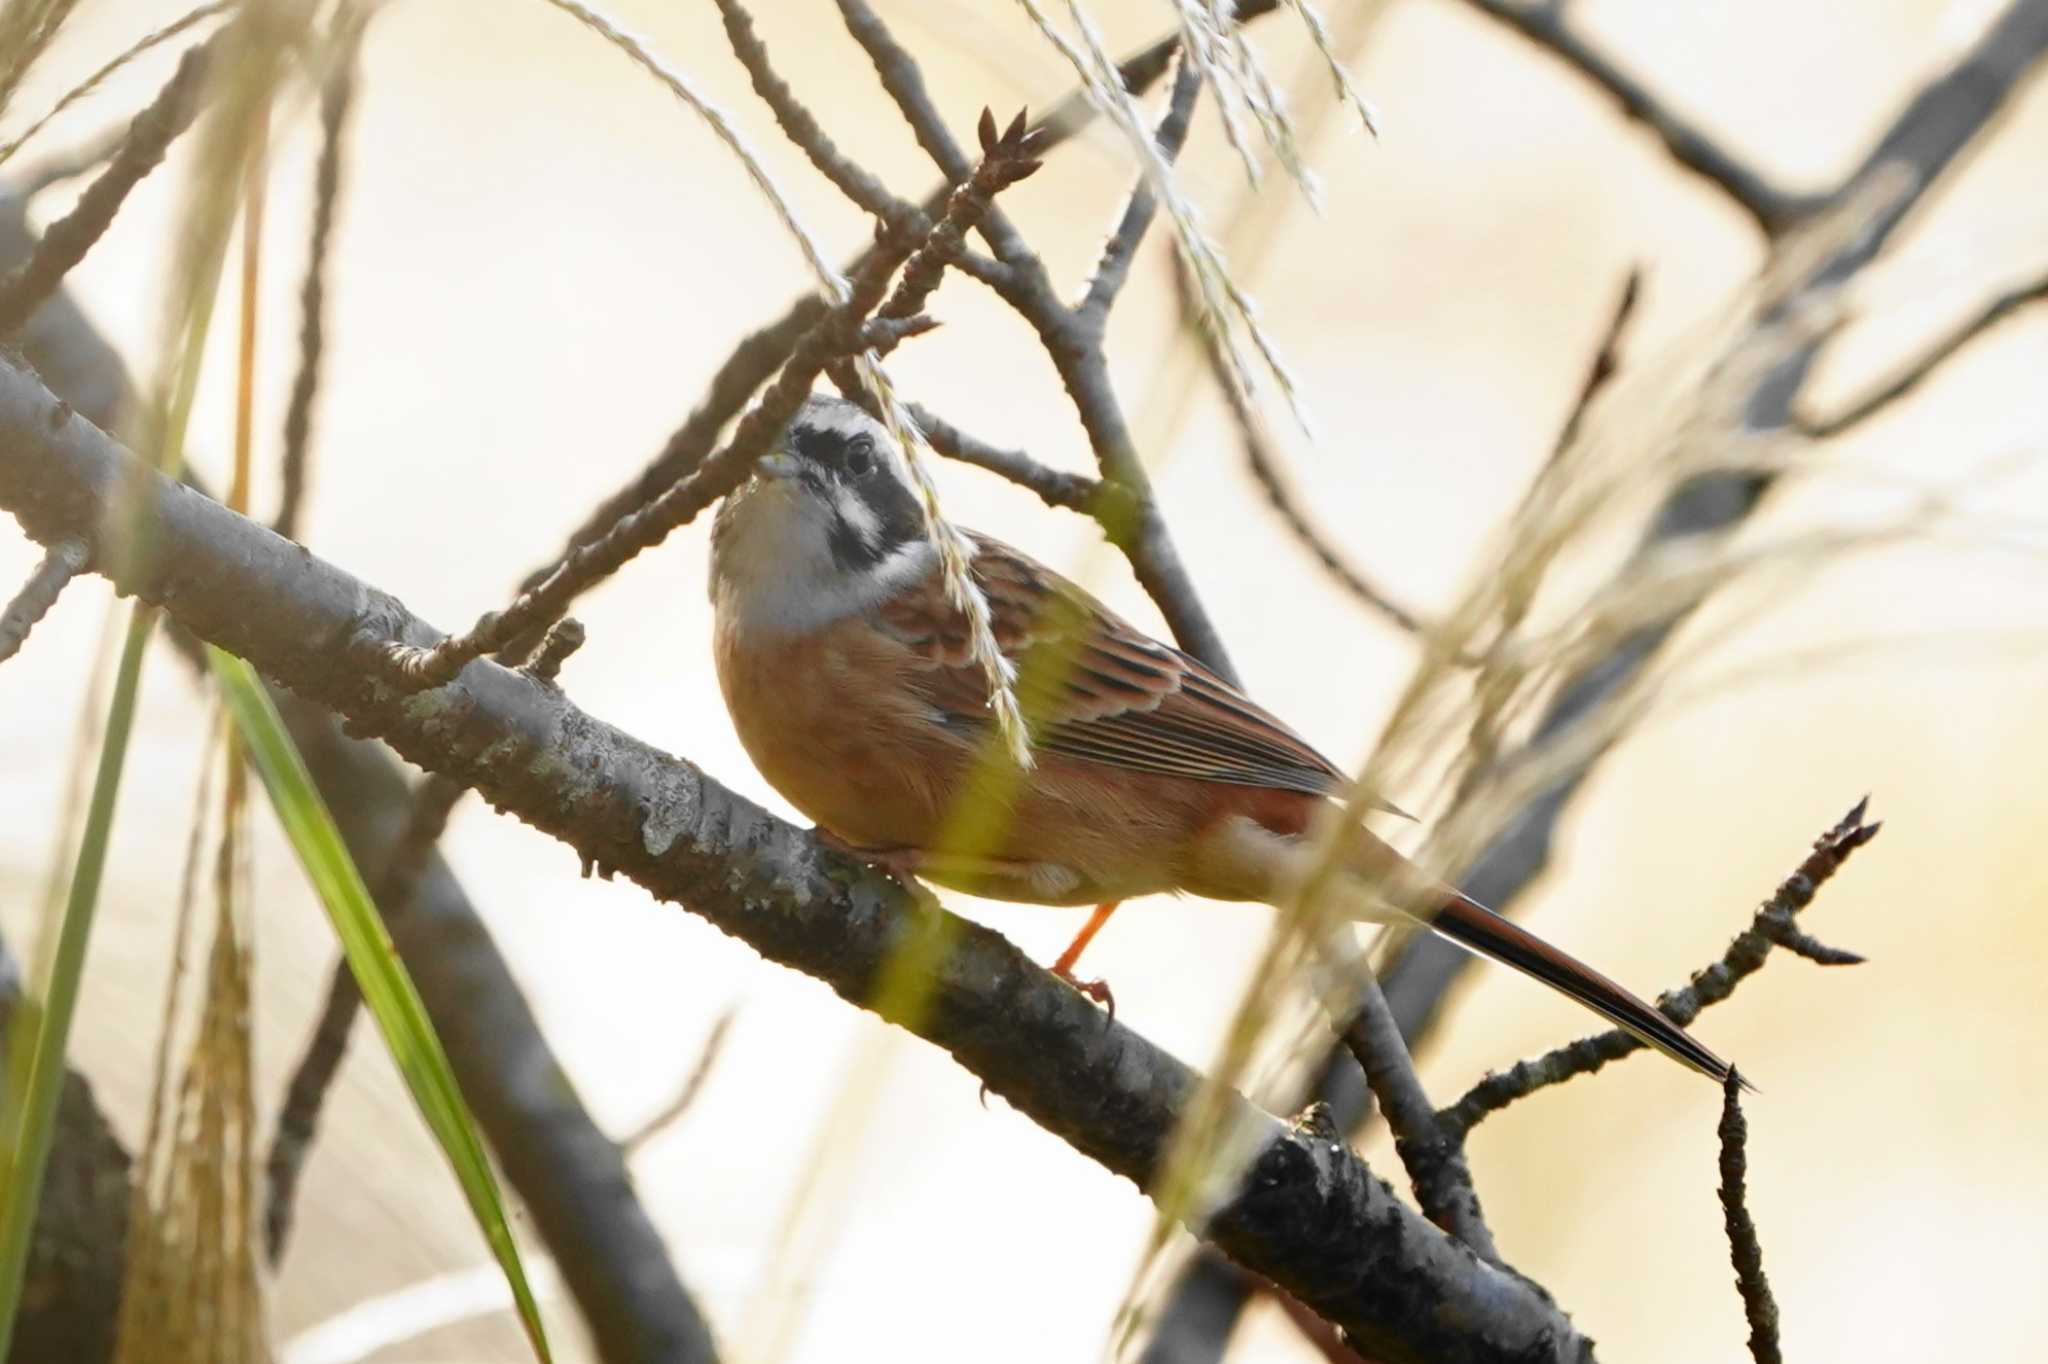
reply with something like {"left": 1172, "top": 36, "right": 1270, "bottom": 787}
{"left": 0, "top": 34, "right": 215, "bottom": 336}
{"left": 1798, "top": 268, "right": 2048, "bottom": 438}
{"left": 1453, "top": 0, "right": 1812, "bottom": 234}
{"left": 0, "top": 352, "right": 1593, "bottom": 1364}
{"left": 0, "top": 198, "right": 718, "bottom": 1362}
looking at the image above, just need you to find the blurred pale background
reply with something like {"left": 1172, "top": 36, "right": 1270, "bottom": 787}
{"left": 2, "top": 0, "right": 2046, "bottom": 1359}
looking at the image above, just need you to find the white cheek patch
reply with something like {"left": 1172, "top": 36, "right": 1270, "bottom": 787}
{"left": 830, "top": 483, "right": 882, "bottom": 551}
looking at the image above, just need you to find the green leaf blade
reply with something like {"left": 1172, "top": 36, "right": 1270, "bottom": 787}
{"left": 208, "top": 647, "right": 552, "bottom": 1362}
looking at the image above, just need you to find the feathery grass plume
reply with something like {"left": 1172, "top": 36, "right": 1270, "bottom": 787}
{"left": 1284, "top": 0, "right": 1379, "bottom": 134}
{"left": 0, "top": 0, "right": 87, "bottom": 126}
{"left": 1016, "top": 0, "right": 1314, "bottom": 433}
{"left": 1164, "top": 1, "right": 1271, "bottom": 188}
{"left": 0, "top": 1, "right": 234, "bottom": 171}
{"left": 539, "top": 0, "right": 1033, "bottom": 765}
{"left": 1109, "top": 173, "right": 1936, "bottom": 1356}
{"left": 1165, "top": 1, "right": 1324, "bottom": 202}
{"left": 0, "top": 9, "right": 298, "bottom": 1350}
{"left": 111, "top": 739, "right": 267, "bottom": 1364}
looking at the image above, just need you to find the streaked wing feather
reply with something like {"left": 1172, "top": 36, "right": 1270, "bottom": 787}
{"left": 875, "top": 534, "right": 1346, "bottom": 797}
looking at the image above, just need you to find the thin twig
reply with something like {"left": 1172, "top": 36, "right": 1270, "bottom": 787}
{"left": 619, "top": 1008, "right": 737, "bottom": 1156}
{"left": 834, "top": 0, "right": 1038, "bottom": 267}
{"left": 711, "top": 0, "right": 924, "bottom": 237}
{"left": 911, "top": 402, "right": 1106, "bottom": 512}
{"left": 0, "top": 536, "right": 86, "bottom": 665}
{"left": 1454, "top": 0, "right": 1811, "bottom": 234}
{"left": 0, "top": 0, "right": 229, "bottom": 172}
{"left": 0, "top": 35, "right": 216, "bottom": 336}
{"left": 1439, "top": 800, "right": 1878, "bottom": 1137}
{"left": 1079, "top": 51, "right": 1201, "bottom": 321}
{"left": 541, "top": 4, "right": 1262, "bottom": 675}
{"left": 1335, "top": 969, "right": 1499, "bottom": 1263}
{"left": 376, "top": 237, "right": 920, "bottom": 686}
{"left": 825, "top": 107, "right": 1045, "bottom": 394}
{"left": 263, "top": 775, "right": 468, "bottom": 1265}
{"left": 1799, "top": 270, "right": 2048, "bottom": 438}
{"left": 836, "top": 3, "right": 1239, "bottom": 677}
{"left": 1546, "top": 267, "right": 1642, "bottom": 469}
{"left": 1717, "top": 1070, "right": 1783, "bottom": 1364}
{"left": 1173, "top": 249, "right": 1442, "bottom": 642}
{"left": 274, "top": 10, "right": 366, "bottom": 541}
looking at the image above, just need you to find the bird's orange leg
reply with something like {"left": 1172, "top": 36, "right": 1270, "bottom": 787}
{"left": 1049, "top": 901, "right": 1120, "bottom": 1018}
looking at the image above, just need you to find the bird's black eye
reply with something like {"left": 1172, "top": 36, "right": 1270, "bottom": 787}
{"left": 844, "top": 434, "right": 875, "bottom": 478}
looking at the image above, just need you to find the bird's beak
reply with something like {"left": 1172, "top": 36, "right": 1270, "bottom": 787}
{"left": 755, "top": 452, "right": 802, "bottom": 482}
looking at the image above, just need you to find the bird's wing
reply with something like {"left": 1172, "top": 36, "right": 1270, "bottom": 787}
{"left": 874, "top": 533, "right": 1349, "bottom": 798}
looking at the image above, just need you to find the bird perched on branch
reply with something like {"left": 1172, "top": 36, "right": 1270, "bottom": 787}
{"left": 710, "top": 394, "right": 1730, "bottom": 1081}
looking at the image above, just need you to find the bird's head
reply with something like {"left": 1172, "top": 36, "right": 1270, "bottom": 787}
{"left": 710, "top": 394, "right": 934, "bottom": 632}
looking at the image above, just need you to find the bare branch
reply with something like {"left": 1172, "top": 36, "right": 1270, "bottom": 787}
{"left": 1454, "top": 0, "right": 1812, "bottom": 234}
{"left": 1172, "top": 250, "right": 1443, "bottom": 642}
{"left": 379, "top": 234, "right": 919, "bottom": 686}
{"left": 0, "top": 35, "right": 214, "bottom": 336}
{"left": 1079, "top": 53, "right": 1201, "bottom": 322}
{"left": 620, "top": 1008, "right": 737, "bottom": 1156}
{"left": 911, "top": 401, "right": 1107, "bottom": 513}
{"left": 0, "top": 535, "right": 85, "bottom": 665}
{"left": 1335, "top": 971, "right": 1499, "bottom": 1264}
{"left": 1717, "top": 1071, "right": 1783, "bottom": 1364}
{"left": 0, "top": 353, "right": 1595, "bottom": 1364}
{"left": 715, "top": 0, "right": 920, "bottom": 231}
{"left": 833, "top": 0, "right": 1039, "bottom": 269}
{"left": 1439, "top": 800, "right": 1877, "bottom": 1137}
{"left": 1799, "top": 269, "right": 2048, "bottom": 438}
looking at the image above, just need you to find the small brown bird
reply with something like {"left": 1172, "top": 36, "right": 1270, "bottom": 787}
{"left": 710, "top": 394, "right": 1729, "bottom": 1081}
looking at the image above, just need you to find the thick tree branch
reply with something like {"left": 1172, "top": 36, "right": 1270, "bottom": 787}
{"left": 0, "top": 356, "right": 1593, "bottom": 1364}
{"left": 0, "top": 195, "right": 717, "bottom": 1364}
{"left": 0, "top": 944, "right": 131, "bottom": 1364}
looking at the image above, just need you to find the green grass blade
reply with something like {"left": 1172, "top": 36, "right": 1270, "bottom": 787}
{"left": 0, "top": 602, "right": 157, "bottom": 1354}
{"left": 207, "top": 647, "right": 553, "bottom": 1362}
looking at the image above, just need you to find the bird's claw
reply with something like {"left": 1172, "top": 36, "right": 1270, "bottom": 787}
{"left": 1054, "top": 967, "right": 1115, "bottom": 1024}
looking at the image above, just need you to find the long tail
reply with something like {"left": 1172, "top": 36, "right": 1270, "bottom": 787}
{"left": 1426, "top": 887, "right": 1732, "bottom": 1082}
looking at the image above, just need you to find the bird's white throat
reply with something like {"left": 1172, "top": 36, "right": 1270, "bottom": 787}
{"left": 711, "top": 477, "right": 938, "bottom": 635}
